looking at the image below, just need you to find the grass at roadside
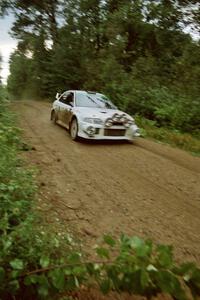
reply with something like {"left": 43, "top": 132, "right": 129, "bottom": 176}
{"left": 135, "top": 115, "right": 200, "bottom": 155}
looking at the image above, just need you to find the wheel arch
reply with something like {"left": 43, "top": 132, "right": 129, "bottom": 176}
{"left": 69, "top": 114, "right": 78, "bottom": 128}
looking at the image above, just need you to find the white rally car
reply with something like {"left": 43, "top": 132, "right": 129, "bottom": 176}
{"left": 51, "top": 90, "right": 140, "bottom": 141}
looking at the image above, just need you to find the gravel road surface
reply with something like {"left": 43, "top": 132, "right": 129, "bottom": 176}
{"left": 14, "top": 100, "right": 200, "bottom": 263}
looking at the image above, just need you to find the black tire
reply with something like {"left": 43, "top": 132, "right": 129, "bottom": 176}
{"left": 51, "top": 110, "right": 57, "bottom": 124}
{"left": 70, "top": 118, "right": 79, "bottom": 141}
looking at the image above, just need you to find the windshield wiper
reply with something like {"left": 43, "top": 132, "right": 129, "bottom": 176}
{"left": 87, "top": 96, "right": 102, "bottom": 108}
{"left": 97, "top": 97, "right": 115, "bottom": 109}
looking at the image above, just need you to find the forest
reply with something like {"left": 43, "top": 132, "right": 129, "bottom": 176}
{"left": 0, "top": 0, "right": 200, "bottom": 135}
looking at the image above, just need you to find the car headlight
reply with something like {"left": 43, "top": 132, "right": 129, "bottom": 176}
{"left": 105, "top": 118, "right": 113, "bottom": 127}
{"left": 83, "top": 117, "right": 103, "bottom": 125}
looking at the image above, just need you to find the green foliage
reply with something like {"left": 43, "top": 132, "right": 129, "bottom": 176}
{"left": 0, "top": 98, "right": 73, "bottom": 299}
{"left": 92, "top": 235, "right": 200, "bottom": 299}
{"left": 135, "top": 115, "right": 200, "bottom": 155}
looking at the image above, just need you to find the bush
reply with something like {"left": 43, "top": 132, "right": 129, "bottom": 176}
{"left": 136, "top": 115, "right": 200, "bottom": 154}
{"left": 0, "top": 98, "right": 73, "bottom": 299}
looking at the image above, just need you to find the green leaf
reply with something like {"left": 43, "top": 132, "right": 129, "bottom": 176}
{"left": 0, "top": 267, "right": 5, "bottom": 283}
{"left": 129, "top": 236, "right": 144, "bottom": 249}
{"left": 37, "top": 275, "right": 49, "bottom": 297}
{"left": 104, "top": 235, "right": 116, "bottom": 247}
{"left": 10, "top": 258, "right": 24, "bottom": 270}
{"left": 38, "top": 285, "right": 49, "bottom": 297}
{"left": 137, "top": 244, "right": 151, "bottom": 258}
{"left": 140, "top": 269, "right": 150, "bottom": 290}
{"left": 191, "top": 268, "right": 200, "bottom": 289}
{"left": 96, "top": 247, "right": 110, "bottom": 259}
{"left": 155, "top": 270, "right": 186, "bottom": 300}
{"left": 86, "top": 263, "right": 95, "bottom": 275}
{"left": 3, "top": 238, "right": 12, "bottom": 251}
{"left": 8, "top": 280, "right": 20, "bottom": 293}
{"left": 49, "top": 269, "right": 65, "bottom": 290}
{"left": 72, "top": 266, "right": 86, "bottom": 276}
{"left": 65, "top": 275, "right": 79, "bottom": 290}
{"left": 11, "top": 270, "right": 21, "bottom": 279}
{"left": 106, "top": 267, "right": 120, "bottom": 289}
{"left": 39, "top": 256, "right": 50, "bottom": 268}
{"left": 129, "top": 237, "right": 151, "bottom": 258}
{"left": 64, "top": 268, "right": 72, "bottom": 276}
{"left": 156, "top": 245, "right": 173, "bottom": 268}
{"left": 100, "top": 279, "right": 111, "bottom": 294}
{"left": 67, "top": 252, "right": 81, "bottom": 264}
{"left": 24, "top": 275, "right": 38, "bottom": 285}
{"left": 121, "top": 271, "right": 141, "bottom": 293}
{"left": 120, "top": 233, "right": 131, "bottom": 245}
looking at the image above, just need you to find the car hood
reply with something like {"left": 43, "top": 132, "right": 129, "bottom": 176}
{"left": 73, "top": 107, "right": 131, "bottom": 120}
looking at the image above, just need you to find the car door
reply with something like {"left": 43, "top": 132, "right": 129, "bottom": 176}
{"left": 59, "top": 92, "right": 74, "bottom": 128}
{"left": 57, "top": 93, "right": 66, "bottom": 121}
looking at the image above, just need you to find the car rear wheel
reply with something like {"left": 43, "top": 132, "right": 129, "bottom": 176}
{"left": 70, "top": 118, "right": 79, "bottom": 141}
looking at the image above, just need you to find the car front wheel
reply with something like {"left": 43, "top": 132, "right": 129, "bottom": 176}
{"left": 70, "top": 118, "right": 79, "bottom": 141}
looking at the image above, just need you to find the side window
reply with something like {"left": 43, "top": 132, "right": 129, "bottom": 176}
{"left": 59, "top": 93, "right": 68, "bottom": 104}
{"left": 66, "top": 93, "right": 74, "bottom": 105}
{"left": 59, "top": 93, "right": 74, "bottom": 105}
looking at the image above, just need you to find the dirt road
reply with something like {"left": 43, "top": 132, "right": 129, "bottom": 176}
{"left": 15, "top": 100, "right": 200, "bottom": 263}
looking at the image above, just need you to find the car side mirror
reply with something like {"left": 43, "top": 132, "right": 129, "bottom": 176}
{"left": 56, "top": 93, "right": 60, "bottom": 100}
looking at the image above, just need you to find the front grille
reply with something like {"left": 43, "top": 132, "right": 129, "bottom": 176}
{"left": 112, "top": 121, "right": 124, "bottom": 126}
{"left": 104, "top": 129, "right": 126, "bottom": 136}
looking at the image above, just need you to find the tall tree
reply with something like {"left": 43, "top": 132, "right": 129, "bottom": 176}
{"left": 1, "top": 0, "right": 60, "bottom": 44}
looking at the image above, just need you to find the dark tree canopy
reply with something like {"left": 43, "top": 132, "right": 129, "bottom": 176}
{"left": 0, "top": 0, "right": 199, "bottom": 133}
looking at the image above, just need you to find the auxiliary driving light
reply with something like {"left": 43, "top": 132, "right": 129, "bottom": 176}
{"left": 112, "top": 113, "right": 121, "bottom": 122}
{"left": 105, "top": 118, "right": 113, "bottom": 127}
{"left": 86, "top": 126, "right": 96, "bottom": 136}
{"left": 120, "top": 114, "right": 127, "bottom": 123}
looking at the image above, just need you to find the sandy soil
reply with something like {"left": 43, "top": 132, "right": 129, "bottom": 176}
{"left": 14, "top": 100, "right": 200, "bottom": 265}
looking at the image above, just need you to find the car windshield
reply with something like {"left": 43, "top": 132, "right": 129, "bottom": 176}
{"left": 75, "top": 92, "right": 117, "bottom": 109}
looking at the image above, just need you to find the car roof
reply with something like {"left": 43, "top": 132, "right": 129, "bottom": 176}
{"left": 67, "top": 90, "right": 102, "bottom": 95}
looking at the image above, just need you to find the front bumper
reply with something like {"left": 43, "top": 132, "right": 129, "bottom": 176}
{"left": 78, "top": 122, "right": 140, "bottom": 140}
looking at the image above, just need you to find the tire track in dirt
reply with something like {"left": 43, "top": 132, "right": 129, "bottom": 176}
{"left": 14, "top": 100, "right": 200, "bottom": 263}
